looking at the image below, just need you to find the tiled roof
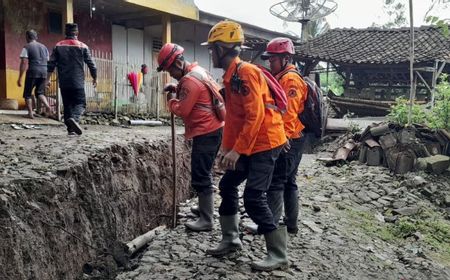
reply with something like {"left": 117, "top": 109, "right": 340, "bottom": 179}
{"left": 244, "top": 38, "right": 269, "bottom": 49}
{"left": 295, "top": 26, "right": 450, "bottom": 64}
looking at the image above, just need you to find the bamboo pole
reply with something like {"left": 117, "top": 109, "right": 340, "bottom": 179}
{"left": 114, "top": 65, "right": 118, "bottom": 119}
{"left": 170, "top": 111, "right": 177, "bottom": 228}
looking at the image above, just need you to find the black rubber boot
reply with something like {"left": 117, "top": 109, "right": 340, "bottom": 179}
{"left": 251, "top": 226, "right": 288, "bottom": 271}
{"left": 206, "top": 215, "right": 242, "bottom": 256}
{"left": 185, "top": 192, "right": 214, "bottom": 231}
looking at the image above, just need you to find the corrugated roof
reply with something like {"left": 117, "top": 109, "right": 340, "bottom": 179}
{"left": 295, "top": 26, "right": 450, "bottom": 64}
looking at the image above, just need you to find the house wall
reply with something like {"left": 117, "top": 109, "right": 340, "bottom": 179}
{"left": 0, "top": 1, "right": 6, "bottom": 100}
{"left": 1, "top": 0, "right": 112, "bottom": 107}
{"left": 142, "top": 22, "right": 223, "bottom": 81}
{"left": 112, "top": 25, "right": 155, "bottom": 68}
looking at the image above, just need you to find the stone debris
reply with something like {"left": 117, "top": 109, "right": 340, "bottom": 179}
{"left": 325, "top": 122, "right": 450, "bottom": 174}
{"left": 116, "top": 151, "right": 450, "bottom": 280}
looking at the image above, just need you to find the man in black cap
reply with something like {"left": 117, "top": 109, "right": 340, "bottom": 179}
{"left": 47, "top": 23, "right": 97, "bottom": 135}
{"left": 17, "top": 29, "right": 53, "bottom": 119}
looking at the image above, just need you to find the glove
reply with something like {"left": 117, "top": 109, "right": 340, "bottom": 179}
{"left": 163, "top": 83, "right": 177, "bottom": 93}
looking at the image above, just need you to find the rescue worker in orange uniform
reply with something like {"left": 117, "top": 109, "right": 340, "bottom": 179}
{"left": 202, "top": 21, "right": 289, "bottom": 271}
{"left": 157, "top": 43, "right": 224, "bottom": 232}
{"left": 261, "top": 38, "right": 308, "bottom": 234}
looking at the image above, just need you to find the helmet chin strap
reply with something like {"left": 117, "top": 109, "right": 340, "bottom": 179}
{"left": 273, "top": 56, "right": 289, "bottom": 76}
{"left": 215, "top": 44, "right": 237, "bottom": 68}
{"left": 281, "top": 56, "right": 289, "bottom": 71}
{"left": 172, "top": 58, "right": 186, "bottom": 76}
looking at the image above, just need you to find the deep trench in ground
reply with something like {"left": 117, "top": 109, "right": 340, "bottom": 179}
{"left": 0, "top": 125, "right": 192, "bottom": 280}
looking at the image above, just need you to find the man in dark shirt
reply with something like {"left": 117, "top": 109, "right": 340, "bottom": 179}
{"left": 17, "top": 30, "right": 53, "bottom": 119}
{"left": 47, "top": 23, "right": 97, "bottom": 135}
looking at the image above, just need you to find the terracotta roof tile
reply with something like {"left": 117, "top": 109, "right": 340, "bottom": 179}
{"left": 295, "top": 26, "right": 450, "bottom": 64}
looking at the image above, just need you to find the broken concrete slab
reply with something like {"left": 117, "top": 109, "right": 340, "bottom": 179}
{"left": 370, "top": 124, "right": 391, "bottom": 137}
{"left": 418, "top": 155, "right": 450, "bottom": 174}
{"left": 398, "top": 128, "right": 417, "bottom": 145}
{"left": 366, "top": 146, "right": 383, "bottom": 166}
{"left": 392, "top": 206, "right": 420, "bottom": 216}
{"left": 302, "top": 220, "right": 323, "bottom": 234}
{"left": 379, "top": 133, "right": 397, "bottom": 150}
{"left": 444, "top": 196, "right": 450, "bottom": 207}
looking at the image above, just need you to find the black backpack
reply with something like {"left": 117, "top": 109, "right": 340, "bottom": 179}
{"left": 280, "top": 69, "right": 323, "bottom": 137}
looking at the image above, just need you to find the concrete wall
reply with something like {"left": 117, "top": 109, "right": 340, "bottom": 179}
{"left": 112, "top": 25, "right": 146, "bottom": 64}
{"left": 142, "top": 22, "right": 223, "bottom": 81}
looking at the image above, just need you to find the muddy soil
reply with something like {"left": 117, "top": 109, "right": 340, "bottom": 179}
{"left": 116, "top": 142, "right": 450, "bottom": 280}
{"left": 0, "top": 124, "right": 192, "bottom": 280}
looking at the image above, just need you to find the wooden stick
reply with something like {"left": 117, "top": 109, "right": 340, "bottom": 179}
{"left": 171, "top": 112, "right": 177, "bottom": 228}
{"left": 126, "top": 225, "right": 166, "bottom": 255}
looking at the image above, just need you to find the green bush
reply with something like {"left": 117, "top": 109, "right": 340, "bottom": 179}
{"left": 428, "top": 74, "right": 450, "bottom": 130}
{"left": 388, "top": 97, "right": 427, "bottom": 125}
{"left": 320, "top": 72, "right": 344, "bottom": 95}
{"left": 388, "top": 74, "right": 450, "bottom": 129}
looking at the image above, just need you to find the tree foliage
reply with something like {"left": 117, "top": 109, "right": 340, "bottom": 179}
{"left": 305, "top": 18, "right": 331, "bottom": 39}
{"left": 382, "top": 0, "right": 407, "bottom": 28}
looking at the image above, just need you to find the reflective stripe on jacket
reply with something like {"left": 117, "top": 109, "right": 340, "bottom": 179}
{"left": 48, "top": 38, "right": 97, "bottom": 89}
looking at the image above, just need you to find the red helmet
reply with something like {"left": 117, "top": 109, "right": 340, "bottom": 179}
{"left": 157, "top": 43, "right": 184, "bottom": 72}
{"left": 261, "top": 37, "right": 295, "bottom": 60}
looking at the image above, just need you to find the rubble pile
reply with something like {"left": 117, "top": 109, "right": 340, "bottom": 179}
{"left": 325, "top": 123, "right": 450, "bottom": 174}
{"left": 80, "top": 112, "right": 168, "bottom": 126}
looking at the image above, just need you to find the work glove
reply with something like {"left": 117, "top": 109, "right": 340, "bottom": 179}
{"left": 163, "top": 83, "right": 177, "bottom": 93}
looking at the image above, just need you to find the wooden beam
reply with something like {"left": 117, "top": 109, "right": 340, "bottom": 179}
{"left": 162, "top": 14, "right": 171, "bottom": 44}
{"left": 114, "top": 11, "right": 159, "bottom": 21}
{"left": 64, "top": 0, "right": 74, "bottom": 23}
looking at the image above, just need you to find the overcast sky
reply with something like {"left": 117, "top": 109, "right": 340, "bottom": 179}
{"left": 194, "top": 0, "right": 449, "bottom": 37}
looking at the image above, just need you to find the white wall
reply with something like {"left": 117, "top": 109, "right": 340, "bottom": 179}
{"left": 127, "top": 28, "right": 144, "bottom": 64}
{"left": 142, "top": 22, "right": 223, "bottom": 82}
{"left": 112, "top": 25, "right": 127, "bottom": 61}
{"left": 112, "top": 25, "right": 145, "bottom": 65}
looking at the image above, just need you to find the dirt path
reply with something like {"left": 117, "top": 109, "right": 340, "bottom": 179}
{"left": 116, "top": 152, "right": 450, "bottom": 280}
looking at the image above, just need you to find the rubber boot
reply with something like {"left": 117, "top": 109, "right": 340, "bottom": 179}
{"left": 283, "top": 190, "right": 299, "bottom": 234}
{"left": 185, "top": 192, "right": 214, "bottom": 231}
{"left": 190, "top": 205, "right": 200, "bottom": 216}
{"left": 251, "top": 226, "right": 288, "bottom": 271}
{"left": 206, "top": 215, "right": 242, "bottom": 256}
{"left": 192, "top": 184, "right": 218, "bottom": 216}
{"left": 267, "top": 190, "right": 284, "bottom": 226}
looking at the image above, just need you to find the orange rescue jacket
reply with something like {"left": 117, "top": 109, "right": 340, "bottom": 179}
{"left": 168, "top": 63, "right": 224, "bottom": 139}
{"left": 276, "top": 65, "right": 308, "bottom": 139}
{"left": 222, "top": 57, "right": 287, "bottom": 155}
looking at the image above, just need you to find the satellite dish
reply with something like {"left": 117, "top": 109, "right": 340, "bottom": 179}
{"left": 270, "top": 0, "right": 337, "bottom": 40}
{"left": 270, "top": 0, "right": 337, "bottom": 22}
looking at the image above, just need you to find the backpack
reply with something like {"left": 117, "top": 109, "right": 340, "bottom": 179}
{"left": 234, "top": 62, "right": 288, "bottom": 114}
{"left": 186, "top": 68, "right": 226, "bottom": 122}
{"left": 280, "top": 69, "right": 323, "bottom": 137}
